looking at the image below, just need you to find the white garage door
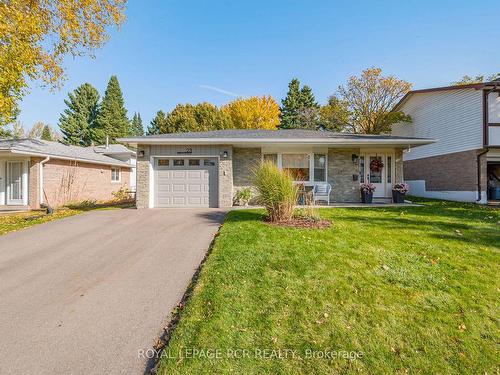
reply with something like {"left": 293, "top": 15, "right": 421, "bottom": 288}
{"left": 155, "top": 158, "right": 218, "bottom": 208}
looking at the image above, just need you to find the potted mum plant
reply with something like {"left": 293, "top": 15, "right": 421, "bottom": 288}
{"left": 360, "top": 182, "right": 376, "bottom": 203}
{"left": 392, "top": 183, "right": 409, "bottom": 203}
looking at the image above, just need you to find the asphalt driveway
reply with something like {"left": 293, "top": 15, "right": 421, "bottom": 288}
{"left": 0, "top": 208, "right": 226, "bottom": 375}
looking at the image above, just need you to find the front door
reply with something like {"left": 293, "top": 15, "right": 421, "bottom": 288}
{"left": 360, "top": 154, "right": 394, "bottom": 198}
{"left": 6, "top": 161, "right": 23, "bottom": 205}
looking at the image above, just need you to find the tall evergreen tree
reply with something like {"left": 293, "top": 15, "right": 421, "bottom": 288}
{"left": 130, "top": 112, "right": 144, "bottom": 136}
{"left": 147, "top": 110, "right": 167, "bottom": 135}
{"left": 92, "top": 75, "right": 129, "bottom": 144}
{"left": 280, "top": 79, "right": 320, "bottom": 129}
{"left": 41, "top": 125, "right": 53, "bottom": 141}
{"left": 59, "top": 83, "right": 99, "bottom": 146}
{"left": 300, "top": 85, "right": 319, "bottom": 109}
{"left": 279, "top": 79, "right": 302, "bottom": 129}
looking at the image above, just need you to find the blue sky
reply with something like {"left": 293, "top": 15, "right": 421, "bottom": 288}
{"left": 17, "top": 0, "right": 500, "bottom": 130}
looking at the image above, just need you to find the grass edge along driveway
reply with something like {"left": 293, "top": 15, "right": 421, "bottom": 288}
{"left": 156, "top": 199, "right": 499, "bottom": 374}
{"left": 0, "top": 202, "right": 133, "bottom": 236}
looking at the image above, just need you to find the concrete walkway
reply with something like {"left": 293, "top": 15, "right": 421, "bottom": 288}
{"left": 0, "top": 208, "right": 226, "bottom": 375}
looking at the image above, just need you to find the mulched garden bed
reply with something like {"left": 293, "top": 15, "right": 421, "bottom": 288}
{"left": 266, "top": 217, "right": 332, "bottom": 229}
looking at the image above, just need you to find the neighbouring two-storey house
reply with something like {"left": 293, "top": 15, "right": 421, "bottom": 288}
{"left": 392, "top": 79, "right": 500, "bottom": 204}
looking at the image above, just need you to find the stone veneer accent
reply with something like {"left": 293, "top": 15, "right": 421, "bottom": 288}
{"left": 218, "top": 146, "right": 234, "bottom": 207}
{"left": 135, "top": 145, "right": 150, "bottom": 208}
{"left": 395, "top": 148, "right": 404, "bottom": 183}
{"left": 327, "top": 148, "right": 361, "bottom": 202}
{"left": 232, "top": 148, "right": 261, "bottom": 203}
{"left": 403, "top": 149, "right": 486, "bottom": 191}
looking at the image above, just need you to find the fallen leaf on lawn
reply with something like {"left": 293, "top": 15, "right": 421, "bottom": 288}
{"left": 382, "top": 264, "right": 390, "bottom": 271}
{"left": 324, "top": 313, "right": 329, "bottom": 318}
{"left": 316, "top": 320, "right": 324, "bottom": 325}
{"left": 459, "top": 323, "right": 466, "bottom": 331}
{"left": 455, "top": 230, "right": 463, "bottom": 236}
{"left": 431, "top": 258, "right": 439, "bottom": 266}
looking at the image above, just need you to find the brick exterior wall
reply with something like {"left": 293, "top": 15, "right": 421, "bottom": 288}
{"left": 404, "top": 149, "right": 486, "bottom": 191}
{"left": 135, "top": 145, "right": 150, "bottom": 208}
{"left": 328, "top": 148, "right": 361, "bottom": 202}
{"left": 28, "top": 157, "right": 41, "bottom": 209}
{"left": 38, "top": 158, "right": 130, "bottom": 208}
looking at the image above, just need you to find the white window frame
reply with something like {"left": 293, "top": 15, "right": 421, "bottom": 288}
{"left": 262, "top": 152, "right": 328, "bottom": 184}
{"left": 111, "top": 167, "right": 121, "bottom": 183}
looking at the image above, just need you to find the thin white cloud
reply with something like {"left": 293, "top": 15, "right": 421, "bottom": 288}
{"left": 199, "top": 85, "right": 240, "bottom": 97}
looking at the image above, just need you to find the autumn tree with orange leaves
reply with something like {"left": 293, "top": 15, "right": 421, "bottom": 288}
{"left": 0, "top": 0, "right": 127, "bottom": 126}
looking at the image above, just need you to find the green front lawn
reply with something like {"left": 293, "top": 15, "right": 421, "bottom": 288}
{"left": 157, "top": 199, "right": 499, "bottom": 374}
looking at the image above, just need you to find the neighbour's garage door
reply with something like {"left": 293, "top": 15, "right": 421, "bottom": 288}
{"left": 154, "top": 157, "right": 218, "bottom": 208}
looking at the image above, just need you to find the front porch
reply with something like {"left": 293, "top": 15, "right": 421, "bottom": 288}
{"left": 234, "top": 146, "right": 404, "bottom": 205}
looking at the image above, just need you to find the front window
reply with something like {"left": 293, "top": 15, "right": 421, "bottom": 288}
{"left": 313, "top": 154, "right": 326, "bottom": 182}
{"left": 488, "top": 92, "right": 500, "bottom": 123}
{"left": 263, "top": 153, "right": 278, "bottom": 165}
{"left": 111, "top": 168, "right": 121, "bottom": 182}
{"left": 282, "top": 154, "right": 310, "bottom": 181}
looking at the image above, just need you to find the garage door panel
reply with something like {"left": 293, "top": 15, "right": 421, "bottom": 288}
{"left": 172, "top": 171, "right": 187, "bottom": 179}
{"left": 172, "top": 184, "right": 186, "bottom": 192}
{"left": 187, "top": 197, "right": 202, "bottom": 205}
{"left": 187, "top": 171, "right": 203, "bottom": 179}
{"left": 155, "top": 159, "right": 218, "bottom": 208}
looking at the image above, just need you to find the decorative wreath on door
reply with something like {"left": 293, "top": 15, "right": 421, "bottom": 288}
{"left": 370, "top": 158, "right": 384, "bottom": 172}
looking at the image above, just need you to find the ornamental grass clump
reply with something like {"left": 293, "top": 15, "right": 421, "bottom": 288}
{"left": 254, "top": 161, "right": 299, "bottom": 222}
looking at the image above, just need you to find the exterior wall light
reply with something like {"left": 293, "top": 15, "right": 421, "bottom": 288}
{"left": 138, "top": 150, "right": 145, "bottom": 158}
{"left": 222, "top": 151, "right": 229, "bottom": 158}
{"left": 351, "top": 154, "right": 359, "bottom": 163}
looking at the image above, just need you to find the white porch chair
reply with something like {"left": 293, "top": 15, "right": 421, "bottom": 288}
{"left": 312, "top": 183, "right": 332, "bottom": 205}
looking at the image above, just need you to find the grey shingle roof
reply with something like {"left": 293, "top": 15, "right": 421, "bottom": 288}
{"left": 92, "top": 144, "right": 135, "bottom": 155}
{"left": 121, "top": 129, "right": 427, "bottom": 140}
{"left": 0, "top": 139, "right": 131, "bottom": 167}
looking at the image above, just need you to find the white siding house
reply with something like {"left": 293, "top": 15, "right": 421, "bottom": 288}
{"left": 392, "top": 81, "right": 500, "bottom": 204}
{"left": 392, "top": 88, "right": 483, "bottom": 160}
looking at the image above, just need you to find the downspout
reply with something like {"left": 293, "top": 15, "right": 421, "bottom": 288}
{"left": 477, "top": 149, "right": 488, "bottom": 202}
{"left": 39, "top": 156, "right": 50, "bottom": 207}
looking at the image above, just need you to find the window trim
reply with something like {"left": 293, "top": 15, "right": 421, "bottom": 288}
{"left": 111, "top": 167, "right": 121, "bottom": 182}
{"left": 261, "top": 152, "right": 328, "bottom": 183}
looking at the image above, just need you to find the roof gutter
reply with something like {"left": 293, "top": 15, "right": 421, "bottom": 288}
{"left": 7, "top": 150, "right": 131, "bottom": 168}
{"left": 117, "top": 138, "right": 436, "bottom": 147}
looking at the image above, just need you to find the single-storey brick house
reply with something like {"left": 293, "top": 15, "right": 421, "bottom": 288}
{"left": 0, "top": 139, "right": 134, "bottom": 210}
{"left": 119, "top": 129, "right": 433, "bottom": 208}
